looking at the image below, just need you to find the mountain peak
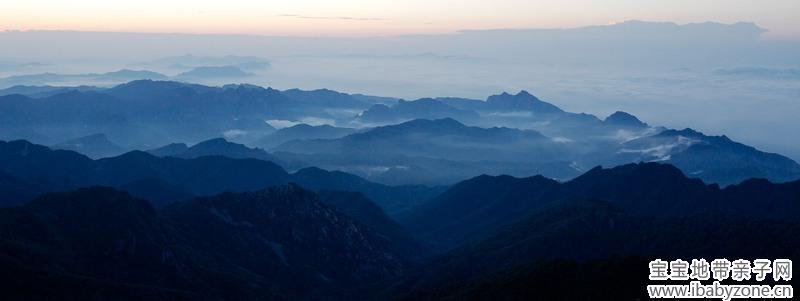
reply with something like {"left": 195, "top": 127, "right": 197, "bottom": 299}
{"left": 516, "top": 90, "right": 533, "bottom": 97}
{"left": 658, "top": 128, "right": 705, "bottom": 138}
{"left": 190, "top": 137, "right": 271, "bottom": 154}
{"left": 604, "top": 111, "right": 648, "bottom": 127}
{"left": 174, "top": 137, "right": 280, "bottom": 164}
{"left": 402, "top": 117, "right": 465, "bottom": 128}
{"left": 108, "top": 79, "right": 202, "bottom": 96}
{"left": 288, "top": 123, "right": 315, "bottom": 130}
{"left": 100, "top": 69, "right": 167, "bottom": 80}
{"left": 486, "top": 90, "right": 563, "bottom": 114}
{"left": 194, "top": 137, "right": 231, "bottom": 147}
{"left": 569, "top": 162, "right": 696, "bottom": 187}
{"left": 2, "top": 139, "right": 87, "bottom": 159}
{"left": 112, "top": 150, "right": 158, "bottom": 161}
{"left": 222, "top": 83, "right": 265, "bottom": 91}
{"left": 363, "top": 117, "right": 466, "bottom": 134}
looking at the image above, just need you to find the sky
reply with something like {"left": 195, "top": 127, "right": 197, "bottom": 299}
{"left": 2, "top": 0, "right": 799, "bottom": 38}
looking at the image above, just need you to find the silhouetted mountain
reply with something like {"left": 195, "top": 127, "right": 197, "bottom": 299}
{"left": 401, "top": 162, "right": 800, "bottom": 251}
{"left": 92, "top": 150, "right": 286, "bottom": 195}
{"left": 0, "top": 139, "right": 286, "bottom": 203}
{"left": 357, "top": 99, "right": 480, "bottom": 125}
{"left": 0, "top": 140, "right": 95, "bottom": 190}
{"left": 106, "top": 79, "right": 217, "bottom": 97}
{"left": 255, "top": 124, "right": 356, "bottom": 149}
{"left": 401, "top": 174, "right": 561, "bottom": 251}
{"left": 617, "top": 128, "right": 800, "bottom": 185}
{"left": 152, "top": 137, "right": 280, "bottom": 163}
{"left": 603, "top": 111, "right": 647, "bottom": 127}
{"left": 434, "top": 91, "right": 632, "bottom": 142}
{"left": 52, "top": 133, "right": 126, "bottom": 159}
{"left": 0, "top": 70, "right": 167, "bottom": 87}
{"left": 397, "top": 199, "right": 800, "bottom": 299}
{"left": 0, "top": 80, "right": 301, "bottom": 147}
{"left": 435, "top": 97, "right": 488, "bottom": 111}
{"left": 484, "top": 90, "right": 564, "bottom": 114}
{"left": 161, "top": 185, "right": 409, "bottom": 290}
{"left": 277, "top": 118, "right": 562, "bottom": 163}
{"left": 97, "top": 69, "right": 168, "bottom": 80}
{"left": 0, "top": 72, "right": 76, "bottom": 86}
{"left": 282, "top": 88, "right": 372, "bottom": 109}
{"left": 0, "top": 185, "right": 409, "bottom": 300}
{"left": 561, "top": 163, "right": 713, "bottom": 216}
{"left": 0, "top": 139, "right": 441, "bottom": 213}
{"left": 0, "top": 85, "right": 103, "bottom": 97}
{"left": 350, "top": 93, "right": 399, "bottom": 106}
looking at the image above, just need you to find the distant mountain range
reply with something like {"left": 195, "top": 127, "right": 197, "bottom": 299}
{"left": 273, "top": 118, "right": 580, "bottom": 184}
{"left": 0, "top": 80, "right": 798, "bottom": 186}
{"left": 0, "top": 66, "right": 254, "bottom": 89}
{"left": 0, "top": 84, "right": 103, "bottom": 97}
{"left": 276, "top": 117, "right": 799, "bottom": 185}
{"left": 0, "top": 80, "right": 382, "bottom": 147}
{"left": 276, "top": 118, "right": 561, "bottom": 163}
{"left": 0, "top": 69, "right": 168, "bottom": 87}
{"left": 357, "top": 98, "right": 481, "bottom": 125}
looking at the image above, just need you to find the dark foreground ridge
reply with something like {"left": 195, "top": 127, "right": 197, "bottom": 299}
{"left": 0, "top": 160, "right": 798, "bottom": 300}
{"left": 0, "top": 185, "right": 410, "bottom": 300}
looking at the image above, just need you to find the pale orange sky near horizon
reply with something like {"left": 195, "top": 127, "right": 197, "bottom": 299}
{"left": 2, "top": 0, "right": 799, "bottom": 38}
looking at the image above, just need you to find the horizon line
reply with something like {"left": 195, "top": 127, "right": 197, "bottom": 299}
{"left": 0, "top": 19, "right": 780, "bottom": 40}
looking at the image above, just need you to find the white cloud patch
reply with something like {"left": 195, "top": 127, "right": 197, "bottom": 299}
{"left": 612, "top": 127, "right": 660, "bottom": 143}
{"left": 551, "top": 136, "right": 573, "bottom": 143}
{"left": 486, "top": 111, "right": 533, "bottom": 118}
{"left": 265, "top": 119, "right": 300, "bottom": 129}
{"left": 299, "top": 117, "right": 336, "bottom": 126}
{"left": 223, "top": 129, "right": 247, "bottom": 139}
{"left": 618, "top": 135, "right": 700, "bottom": 161}
{"left": 265, "top": 117, "right": 336, "bottom": 129}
